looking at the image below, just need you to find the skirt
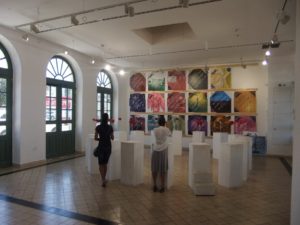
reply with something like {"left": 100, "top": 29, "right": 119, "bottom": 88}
{"left": 97, "top": 145, "right": 111, "bottom": 165}
{"left": 151, "top": 149, "right": 168, "bottom": 174}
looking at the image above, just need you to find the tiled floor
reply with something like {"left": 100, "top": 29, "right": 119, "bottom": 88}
{"left": 0, "top": 150, "right": 291, "bottom": 225}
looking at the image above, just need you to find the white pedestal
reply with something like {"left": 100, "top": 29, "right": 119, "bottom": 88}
{"left": 130, "top": 130, "right": 145, "bottom": 144}
{"left": 107, "top": 140, "right": 121, "bottom": 180}
{"left": 192, "top": 131, "right": 205, "bottom": 143}
{"left": 212, "top": 132, "right": 228, "bottom": 159}
{"left": 86, "top": 135, "right": 99, "bottom": 174}
{"left": 171, "top": 130, "right": 182, "bottom": 155}
{"left": 218, "top": 143, "right": 244, "bottom": 188}
{"left": 121, "top": 141, "right": 144, "bottom": 186}
{"left": 188, "top": 143, "right": 211, "bottom": 188}
{"left": 228, "top": 134, "right": 253, "bottom": 171}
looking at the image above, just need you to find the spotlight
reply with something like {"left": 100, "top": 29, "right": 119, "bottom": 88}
{"left": 30, "top": 24, "right": 39, "bottom": 33}
{"left": 119, "top": 70, "right": 125, "bottom": 76}
{"left": 265, "top": 50, "right": 271, "bottom": 56}
{"left": 64, "top": 51, "right": 68, "bottom": 55}
{"left": 22, "top": 34, "right": 29, "bottom": 41}
{"left": 105, "top": 64, "right": 111, "bottom": 70}
{"left": 262, "top": 59, "right": 268, "bottom": 66}
{"left": 179, "top": 0, "right": 189, "bottom": 7}
{"left": 90, "top": 59, "right": 95, "bottom": 64}
{"left": 71, "top": 15, "right": 79, "bottom": 25}
{"left": 262, "top": 43, "right": 270, "bottom": 49}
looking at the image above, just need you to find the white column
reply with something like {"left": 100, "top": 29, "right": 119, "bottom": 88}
{"left": 171, "top": 130, "right": 182, "bottom": 155}
{"left": 107, "top": 140, "right": 121, "bottom": 180}
{"left": 85, "top": 135, "right": 99, "bottom": 174}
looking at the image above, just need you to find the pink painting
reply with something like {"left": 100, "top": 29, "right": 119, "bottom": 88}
{"left": 167, "top": 92, "right": 185, "bottom": 113}
{"left": 148, "top": 93, "right": 165, "bottom": 112}
{"left": 234, "top": 116, "right": 256, "bottom": 134}
{"left": 167, "top": 70, "right": 186, "bottom": 90}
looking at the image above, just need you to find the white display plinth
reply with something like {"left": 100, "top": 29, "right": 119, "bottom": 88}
{"left": 212, "top": 132, "right": 228, "bottom": 159}
{"left": 171, "top": 130, "right": 182, "bottom": 155}
{"left": 130, "top": 130, "right": 145, "bottom": 144}
{"left": 114, "top": 131, "right": 127, "bottom": 142}
{"left": 107, "top": 140, "right": 121, "bottom": 180}
{"left": 188, "top": 143, "right": 211, "bottom": 188}
{"left": 121, "top": 141, "right": 144, "bottom": 186}
{"left": 228, "top": 134, "right": 253, "bottom": 171}
{"left": 192, "top": 131, "right": 205, "bottom": 143}
{"left": 218, "top": 143, "right": 244, "bottom": 188}
{"left": 86, "top": 134, "right": 99, "bottom": 174}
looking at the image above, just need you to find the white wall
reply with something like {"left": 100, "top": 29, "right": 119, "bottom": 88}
{"left": 0, "top": 25, "right": 121, "bottom": 165}
{"left": 291, "top": 0, "right": 300, "bottom": 224}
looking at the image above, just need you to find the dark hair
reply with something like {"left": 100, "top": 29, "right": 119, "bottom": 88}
{"left": 102, "top": 113, "right": 109, "bottom": 125}
{"left": 158, "top": 115, "right": 166, "bottom": 126}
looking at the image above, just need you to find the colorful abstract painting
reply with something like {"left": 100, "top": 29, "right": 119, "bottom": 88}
{"left": 234, "top": 116, "right": 256, "bottom": 134}
{"left": 167, "top": 92, "right": 186, "bottom": 113}
{"left": 148, "top": 114, "right": 159, "bottom": 131}
{"left": 147, "top": 93, "right": 165, "bottom": 112}
{"left": 211, "top": 116, "right": 233, "bottom": 135}
{"left": 129, "top": 94, "right": 145, "bottom": 112}
{"left": 167, "top": 70, "right": 186, "bottom": 90}
{"left": 167, "top": 115, "right": 185, "bottom": 133}
{"left": 188, "top": 116, "right": 207, "bottom": 135}
{"left": 129, "top": 115, "right": 145, "bottom": 131}
{"left": 148, "top": 72, "right": 165, "bottom": 91}
{"left": 210, "top": 91, "right": 231, "bottom": 113}
{"left": 188, "top": 92, "right": 207, "bottom": 112}
{"left": 234, "top": 91, "right": 256, "bottom": 112}
{"left": 188, "top": 69, "right": 208, "bottom": 90}
{"left": 210, "top": 67, "right": 231, "bottom": 89}
{"left": 130, "top": 73, "right": 146, "bottom": 91}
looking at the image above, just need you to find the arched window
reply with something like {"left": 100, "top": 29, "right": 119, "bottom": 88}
{"left": 0, "top": 42, "right": 12, "bottom": 166}
{"left": 97, "top": 70, "right": 113, "bottom": 119}
{"left": 45, "top": 56, "right": 76, "bottom": 158}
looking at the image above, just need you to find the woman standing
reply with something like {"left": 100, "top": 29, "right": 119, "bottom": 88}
{"left": 152, "top": 115, "right": 171, "bottom": 193}
{"left": 94, "top": 113, "right": 114, "bottom": 187}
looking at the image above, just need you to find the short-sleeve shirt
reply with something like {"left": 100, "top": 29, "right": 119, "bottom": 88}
{"left": 95, "top": 124, "right": 113, "bottom": 148}
{"left": 153, "top": 126, "right": 171, "bottom": 151}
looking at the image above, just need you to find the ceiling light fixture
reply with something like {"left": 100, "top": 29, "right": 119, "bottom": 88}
{"left": 262, "top": 59, "right": 268, "bottom": 66}
{"left": 90, "top": 59, "right": 95, "bottom": 64}
{"left": 30, "top": 24, "right": 39, "bottom": 33}
{"left": 22, "top": 34, "right": 29, "bottom": 41}
{"left": 105, "top": 64, "right": 111, "bottom": 70}
{"left": 179, "top": 0, "right": 189, "bottom": 8}
{"left": 265, "top": 50, "right": 271, "bottom": 56}
{"left": 64, "top": 51, "right": 68, "bottom": 55}
{"left": 119, "top": 70, "right": 125, "bottom": 76}
{"left": 71, "top": 15, "right": 79, "bottom": 25}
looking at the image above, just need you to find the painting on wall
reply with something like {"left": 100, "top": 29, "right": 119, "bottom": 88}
{"left": 148, "top": 114, "right": 159, "bottom": 131}
{"left": 167, "top": 70, "right": 186, "bottom": 90}
{"left": 188, "top": 116, "right": 207, "bottom": 135}
{"left": 211, "top": 116, "right": 233, "bottom": 135}
{"left": 234, "top": 116, "right": 256, "bottom": 134}
{"left": 234, "top": 91, "right": 256, "bottom": 112}
{"left": 129, "top": 93, "right": 145, "bottom": 112}
{"left": 130, "top": 73, "right": 146, "bottom": 91}
{"left": 129, "top": 115, "right": 145, "bottom": 131}
{"left": 188, "top": 68, "right": 208, "bottom": 90}
{"left": 210, "top": 67, "right": 231, "bottom": 89}
{"left": 167, "top": 115, "right": 185, "bottom": 133}
{"left": 188, "top": 92, "right": 207, "bottom": 112}
{"left": 148, "top": 71, "right": 165, "bottom": 91}
{"left": 147, "top": 93, "right": 165, "bottom": 112}
{"left": 167, "top": 92, "right": 186, "bottom": 113}
{"left": 210, "top": 91, "right": 231, "bottom": 113}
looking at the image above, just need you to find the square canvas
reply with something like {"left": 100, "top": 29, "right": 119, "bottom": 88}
{"left": 210, "top": 91, "right": 231, "bottom": 113}
{"left": 167, "top": 115, "right": 185, "bottom": 134}
{"left": 234, "top": 116, "right": 256, "bottom": 134}
{"left": 129, "top": 93, "right": 145, "bottom": 112}
{"left": 147, "top": 93, "right": 165, "bottom": 112}
{"left": 130, "top": 73, "right": 146, "bottom": 91}
{"left": 167, "top": 92, "right": 186, "bottom": 113}
{"left": 188, "top": 92, "right": 207, "bottom": 112}
{"left": 234, "top": 91, "right": 256, "bottom": 112}
{"left": 211, "top": 116, "right": 233, "bottom": 135}
{"left": 188, "top": 68, "right": 208, "bottom": 90}
{"left": 210, "top": 67, "right": 231, "bottom": 89}
{"left": 148, "top": 114, "right": 159, "bottom": 131}
{"left": 148, "top": 71, "right": 165, "bottom": 91}
{"left": 188, "top": 116, "right": 207, "bottom": 135}
{"left": 129, "top": 115, "right": 145, "bottom": 131}
{"left": 167, "top": 70, "right": 186, "bottom": 90}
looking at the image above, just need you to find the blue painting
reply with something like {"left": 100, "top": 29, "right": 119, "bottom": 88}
{"left": 210, "top": 91, "right": 231, "bottom": 113}
{"left": 129, "top": 94, "right": 145, "bottom": 112}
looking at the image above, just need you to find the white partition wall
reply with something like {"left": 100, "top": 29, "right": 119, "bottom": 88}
{"left": 212, "top": 132, "right": 228, "bottom": 159}
{"left": 121, "top": 141, "right": 144, "bottom": 186}
{"left": 107, "top": 140, "right": 121, "bottom": 180}
{"left": 114, "top": 131, "right": 127, "bottom": 142}
{"left": 171, "top": 130, "right": 182, "bottom": 155}
{"left": 130, "top": 130, "right": 145, "bottom": 144}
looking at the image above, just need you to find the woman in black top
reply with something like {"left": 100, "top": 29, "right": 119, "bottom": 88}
{"left": 94, "top": 113, "right": 114, "bottom": 187}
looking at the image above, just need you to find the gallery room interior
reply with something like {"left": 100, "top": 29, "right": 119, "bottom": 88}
{"left": 0, "top": 0, "right": 299, "bottom": 224}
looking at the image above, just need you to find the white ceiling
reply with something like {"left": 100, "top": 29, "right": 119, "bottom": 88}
{"left": 0, "top": 0, "right": 296, "bottom": 71}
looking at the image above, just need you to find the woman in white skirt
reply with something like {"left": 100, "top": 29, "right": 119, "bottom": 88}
{"left": 152, "top": 115, "right": 171, "bottom": 193}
